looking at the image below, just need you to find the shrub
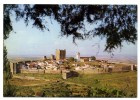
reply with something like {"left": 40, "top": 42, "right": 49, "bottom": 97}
{"left": 94, "top": 79, "right": 100, "bottom": 84}
{"left": 16, "top": 87, "right": 35, "bottom": 97}
{"left": 41, "top": 82, "right": 72, "bottom": 97}
{"left": 92, "top": 87, "right": 126, "bottom": 97}
{"left": 3, "top": 82, "right": 16, "bottom": 97}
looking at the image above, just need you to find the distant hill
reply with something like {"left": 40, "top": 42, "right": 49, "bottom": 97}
{"left": 8, "top": 54, "right": 137, "bottom": 64}
{"left": 96, "top": 55, "right": 137, "bottom": 64}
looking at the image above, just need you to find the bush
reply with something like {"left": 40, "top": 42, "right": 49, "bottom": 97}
{"left": 92, "top": 87, "right": 126, "bottom": 97}
{"left": 94, "top": 79, "right": 100, "bottom": 84}
{"left": 91, "top": 56, "right": 96, "bottom": 60}
{"left": 16, "top": 86, "right": 35, "bottom": 97}
{"left": 3, "top": 82, "right": 16, "bottom": 97}
{"left": 41, "top": 82, "right": 72, "bottom": 97}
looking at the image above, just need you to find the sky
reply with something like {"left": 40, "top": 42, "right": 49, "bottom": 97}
{"left": 4, "top": 7, "right": 137, "bottom": 59}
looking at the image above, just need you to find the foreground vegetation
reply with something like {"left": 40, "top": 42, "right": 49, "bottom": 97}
{"left": 67, "top": 71, "right": 137, "bottom": 97}
{"left": 7, "top": 71, "right": 137, "bottom": 97}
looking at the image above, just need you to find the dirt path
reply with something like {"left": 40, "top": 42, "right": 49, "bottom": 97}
{"left": 13, "top": 75, "right": 39, "bottom": 80}
{"left": 22, "top": 82, "right": 49, "bottom": 86}
{"left": 13, "top": 75, "right": 86, "bottom": 87}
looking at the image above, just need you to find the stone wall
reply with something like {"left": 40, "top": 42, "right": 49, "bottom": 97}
{"left": 19, "top": 65, "right": 136, "bottom": 75}
{"left": 62, "top": 71, "right": 79, "bottom": 79}
{"left": 20, "top": 69, "right": 61, "bottom": 74}
{"left": 75, "top": 66, "right": 135, "bottom": 74}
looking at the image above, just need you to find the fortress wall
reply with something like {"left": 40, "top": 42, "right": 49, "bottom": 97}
{"left": 20, "top": 69, "right": 61, "bottom": 74}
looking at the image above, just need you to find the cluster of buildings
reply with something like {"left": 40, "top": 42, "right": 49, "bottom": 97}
{"left": 9, "top": 49, "right": 137, "bottom": 79}
{"left": 46, "top": 49, "right": 93, "bottom": 62}
{"left": 9, "top": 49, "right": 94, "bottom": 75}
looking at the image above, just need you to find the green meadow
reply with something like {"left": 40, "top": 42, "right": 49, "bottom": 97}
{"left": 9, "top": 71, "right": 137, "bottom": 97}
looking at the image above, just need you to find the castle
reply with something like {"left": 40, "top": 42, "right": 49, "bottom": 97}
{"left": 56, "top": 49, "right": 66, "bottom": 61}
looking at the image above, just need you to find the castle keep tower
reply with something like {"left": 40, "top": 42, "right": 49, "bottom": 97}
{"left": 56, "top": 49, "right": 66, "bottom": 61}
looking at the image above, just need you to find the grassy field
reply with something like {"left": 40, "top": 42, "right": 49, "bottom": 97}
{"left": 66, "top": 71, "right": 137, "bottom": 96}
{"left": 9, "top": 71, "right": 137, "bottom": 97}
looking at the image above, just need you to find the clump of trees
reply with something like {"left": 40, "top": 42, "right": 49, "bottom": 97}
{"left": 91, "top": 56, "right": 96, "bottom": 60}
{"left": 68, "top": 57, "right": 75, "bottom": 62}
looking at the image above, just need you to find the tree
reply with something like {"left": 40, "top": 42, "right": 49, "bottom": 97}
{"left": 3, "top": 4, "right": 137, "bottom": 52}
{"left": 3, "top": 46, "right": 12, "bottom": 81}
{"left": 91, "top": 56, "right": 96, "bottom": 60}
{"left": 3, "top": 46, "right": 16, "bottom": 97}
{"left": 68, "top": 57, "right": 75, "bottom": 62}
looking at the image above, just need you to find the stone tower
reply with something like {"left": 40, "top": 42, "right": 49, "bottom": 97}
{"left": 56, "top": 49, "right": 66, "bottom": 61}
{"left": 76, "top": 52, "right": 80, "bottom": 61}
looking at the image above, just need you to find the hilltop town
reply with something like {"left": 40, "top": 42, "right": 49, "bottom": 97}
{"left": 10, "top": 49, "right": 137, "bottom": 79}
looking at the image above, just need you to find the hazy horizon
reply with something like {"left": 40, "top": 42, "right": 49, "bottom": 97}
{"left": 8, "top": 53, "right": 137, "bottom": 64}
